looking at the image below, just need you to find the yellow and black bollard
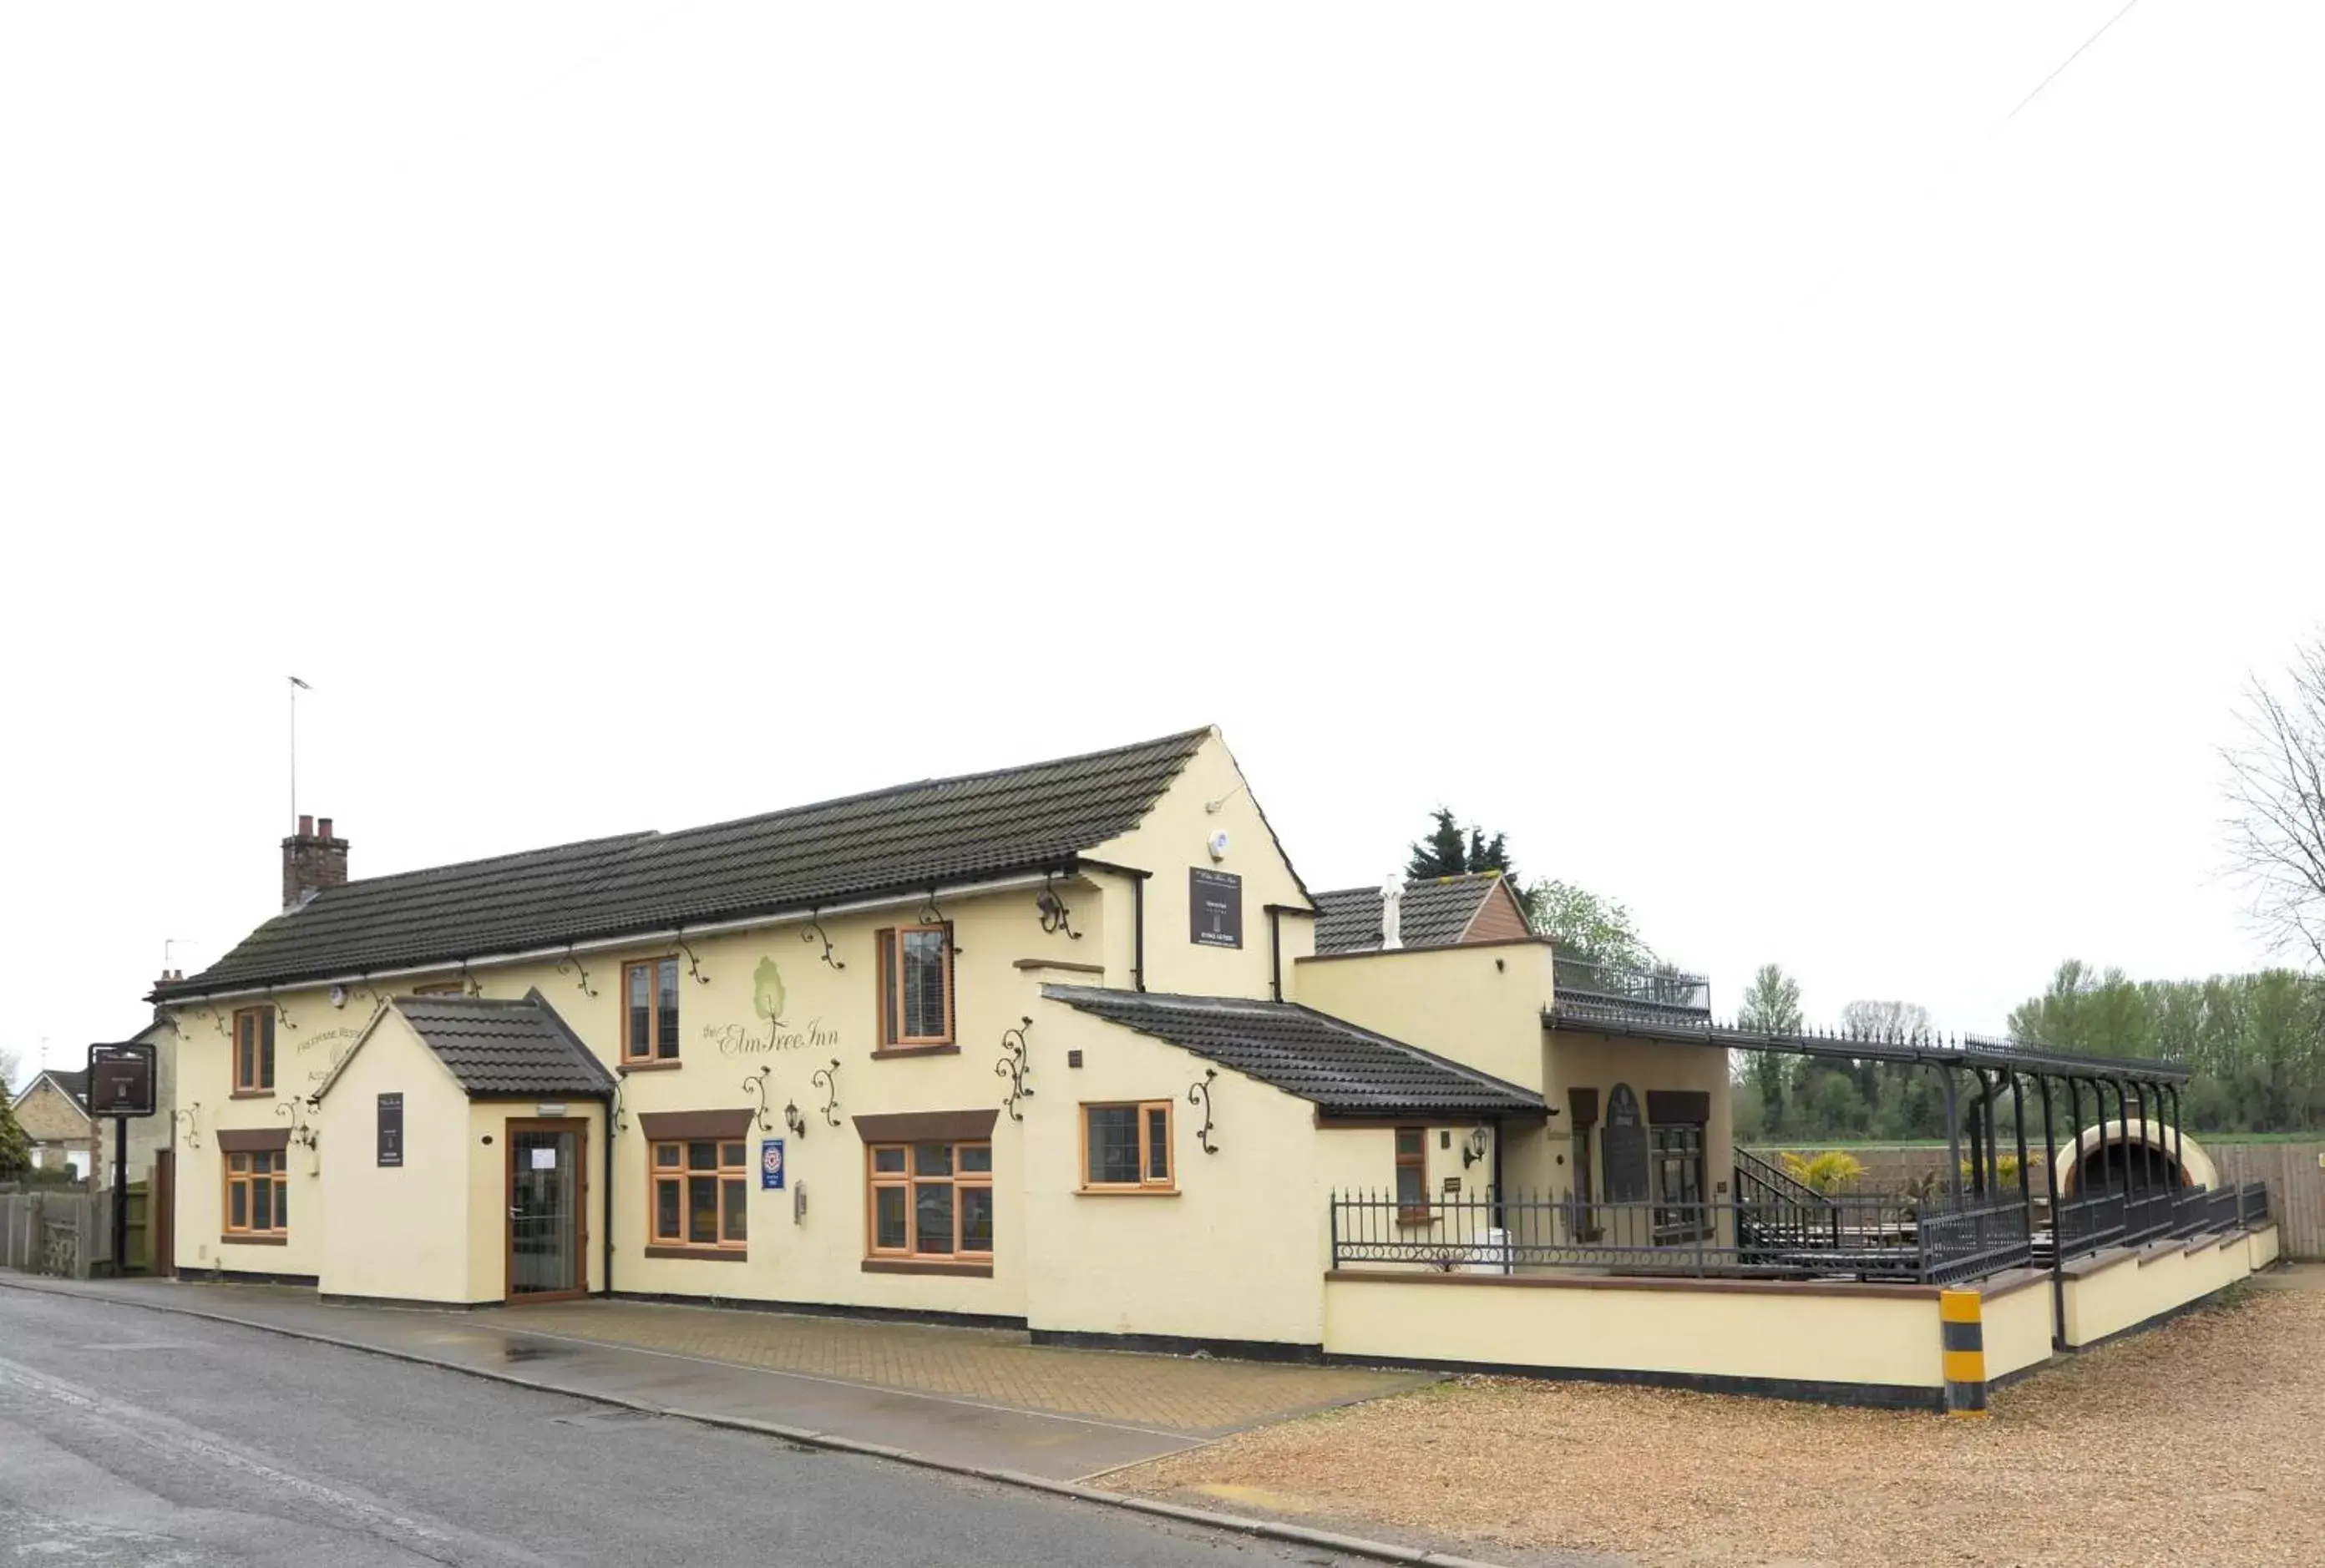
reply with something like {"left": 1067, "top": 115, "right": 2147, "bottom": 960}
{"left": 1941, "top": 1288, "right": 1988, "bottom": 1416}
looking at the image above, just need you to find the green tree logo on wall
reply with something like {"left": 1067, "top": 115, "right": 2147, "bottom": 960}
{"left": 753, "top": 957, "right": 788, "bottom": 1029}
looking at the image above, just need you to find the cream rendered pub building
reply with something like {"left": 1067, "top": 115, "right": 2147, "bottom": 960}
{"left": 154, "top": 729, "right": 1592, "bottom": 1353}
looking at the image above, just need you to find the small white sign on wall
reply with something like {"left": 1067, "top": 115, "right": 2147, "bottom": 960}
{"left": 530, "top": 1146, "right": 558, "bottom": 1171}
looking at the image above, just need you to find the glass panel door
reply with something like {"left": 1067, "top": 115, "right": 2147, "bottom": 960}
{"left": 510, "top": 1129, "right": 580, "bottom": 1298}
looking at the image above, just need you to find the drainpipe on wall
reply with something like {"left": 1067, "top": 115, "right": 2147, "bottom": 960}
{"left": 1268, "top": 906, "right": 1282, "bottom": 1001}
{"left": 602, "top": 1100, "right": 615, "bottom": 1297}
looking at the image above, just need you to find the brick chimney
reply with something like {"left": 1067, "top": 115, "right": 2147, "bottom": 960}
{"left": 282, "top": 813, "right": 350, "bottom": 910}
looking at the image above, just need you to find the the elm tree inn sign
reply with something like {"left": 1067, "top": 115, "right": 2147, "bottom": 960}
{"left": 1190, "top": 867, "right": 1242, "bottom": 948}
{"left": 86, "top": 1039, "right": 158, "bottom": 1272}
{"left": 87, "top": 1041, "right": 156, "bottom": 1119}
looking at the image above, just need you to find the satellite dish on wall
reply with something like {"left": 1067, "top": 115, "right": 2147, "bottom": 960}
{"left": 1207, "top": 828, "right": 1230, "bottom": 862}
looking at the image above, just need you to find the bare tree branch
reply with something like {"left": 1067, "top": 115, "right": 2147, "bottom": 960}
{"left": 2224, "top": 632, "right": 2325, "bottom": 972}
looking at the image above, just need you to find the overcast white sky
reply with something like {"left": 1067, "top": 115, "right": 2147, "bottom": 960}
{"left": 5, "top": 4, "right": 2321, "bottom": 1083}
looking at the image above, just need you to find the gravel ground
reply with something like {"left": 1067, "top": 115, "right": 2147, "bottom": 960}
{"left": 1108, "top": 1282, "right": 2325, "bottom": 1567}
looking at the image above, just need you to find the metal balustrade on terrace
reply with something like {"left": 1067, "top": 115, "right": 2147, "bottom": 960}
{"left": 1548, "top": 956, "right": 1713, "bottom": 1023}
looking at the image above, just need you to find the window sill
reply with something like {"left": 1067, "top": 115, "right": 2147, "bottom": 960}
{"left": 642, "top": 1246, "right": 747, "bottom": 1262}
{"left": 870, "top": 1044, "right": 959, "bottom": 1060}
{"left": 1077, "top": 1186, "right": 1180, "bottom": 1197}
{"left": 619, "top": 1060, "right": 684, "bottom": 1074}
{"left": 861, "top": 1257, "right": 993, "bottom": 1277}
{"left": 229, "top": 1090, "right": 276, "bottom": 1100}
{"left": 220, "top": 1233, "right": 288, "bottom": 1246}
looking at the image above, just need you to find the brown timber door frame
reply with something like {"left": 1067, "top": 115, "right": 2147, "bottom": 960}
{"left": 504, "top": 1118, "right": 591, "bottom": 1304}
{"left": 153, "top": 1150, "right": 175, "bottom": 1277}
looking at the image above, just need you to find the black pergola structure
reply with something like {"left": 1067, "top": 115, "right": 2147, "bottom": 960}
{"left": 1543, "top": 1005, "right": 2271, "bottom": 1333}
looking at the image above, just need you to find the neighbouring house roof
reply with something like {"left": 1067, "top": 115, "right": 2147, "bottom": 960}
{"left": 1042, "top": 984, "right": 1547, "bottom": 1119}
{"left": 157, "top": 728, "right": 1217, "bottom": 1001}
{"left": 319, "top": 990, "right": 616, "bottom": 1101}
{"left": 13, "top": 1069, "right": 92, "bottom": 1117}
{"left": 1312, "top": 872, "right": 1517, "bottom": 954}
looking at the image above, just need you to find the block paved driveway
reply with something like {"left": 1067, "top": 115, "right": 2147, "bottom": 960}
{"left": 1, "top": 1278, "right": 1427, "bottom": 1480}
{"left": 503, "top": 1297, "right": 1420, "bottom": 1435}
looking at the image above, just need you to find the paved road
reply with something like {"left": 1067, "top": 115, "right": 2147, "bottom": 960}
{"left": 0, "top": 1287, "right": 1375, "bottom": 1566}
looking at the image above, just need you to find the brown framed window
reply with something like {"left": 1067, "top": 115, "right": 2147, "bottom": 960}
{"left": 232, "top": 1008, "right": 276, "bottom": 1094}
{"left": 1395, "top": 1126, "right": 1428, "bottom": 1221}
{"left": 866, "top": 1140, "right": 992, "bottom": 1257}
{"left": 649, "top": 1139, "right": 747, "bottom": 1250}
{"left": 623, "top": 958, "right": 682, "bottom": 1065}
{"left": 225, "top": 1151, "right": 288, "bottom": 1236}
{"left": 875, "top": 925, "right": 954, "bottom": 1047}
{"left": 1081, "top": 1101, "right": 1174, "bottom": 1191}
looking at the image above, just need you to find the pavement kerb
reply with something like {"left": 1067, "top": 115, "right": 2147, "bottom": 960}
{"left": 0, "top": 1277, "right": 1502, "bottom": 1568}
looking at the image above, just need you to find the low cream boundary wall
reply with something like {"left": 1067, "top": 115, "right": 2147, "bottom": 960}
{"left": 2059, "top": 1227, "right": 2263, "bottom": 1348}
{"left": 1324, "top": 1272, "right": 1947, "bottom": 1404}
{"left": 1324, "top": 1225, "right": 2279, "bottom": 1409}
{"left": 1980, "top": 1277, "right": 2054, "bottom": 1382}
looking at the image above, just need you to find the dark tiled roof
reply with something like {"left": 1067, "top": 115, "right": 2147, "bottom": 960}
{"left": 1312, "top": 873, "right": 1506, "bottom": 954}
{"left": 359, "top": 990, "right": 615, "bottom": 1100}
{"left": 18, "top": 1069, "right": 90, "bottom": 1113}
{"left": 1042, "top": 985, "right": 1545, "bottom": 1118}
{"left": 160, "top": 729, "right": 1212, "bottom": 1000}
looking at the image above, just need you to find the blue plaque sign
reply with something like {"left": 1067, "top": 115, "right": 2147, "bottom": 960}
{"left": 761, "top": 1138, "right": 787, "bottom": 1191}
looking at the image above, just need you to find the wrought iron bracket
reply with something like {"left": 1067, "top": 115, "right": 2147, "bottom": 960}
{"left": 353, "top": 977, "right": 389, "bottom": 1012}
{"left": 174, "top": 1102, "right": 203, "bottom": 1151}
{"left": 995, "top": 1016, "right": 1036, "bottom": 1121}
{"left": 610, "top": 1075, "right": 630, "bottom": 1137}
{"left": 677, "top": 933, "right": 711, "bottom": 985}
{"left": 270, "top": 989, "right": 299, "bottom": 1030}
{"left": 811, "top": 1058, "right": 842, "bottom": 1127}
{"left": 1036, "top": 873, "right": 1081, "bottom": 941}
{"left": 457, "top": 961, "right": 484, "bottom": 998}
{"left": 742, "top": 1065, "right": 777, "bottom": 1133}
{"left": 919, "top": 892, "right": 962, "bottom": 955}
{"left": 1188, "top": 1069, "right": 1219, "bottom": 1154}
{"left": 803, "top": 913, "right": 844, "bottom": 970}
{"left": 274, "top": 1095, "right": 320, "bottom": 1150}
{"left": 557, "top": 945, "right": 600, "bottom": 998}
{"left": 210, "top": 1006, "right": 230, "bottom": 1039}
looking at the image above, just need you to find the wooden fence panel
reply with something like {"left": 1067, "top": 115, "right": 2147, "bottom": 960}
{"left": 2205, "top": 1141, "right": 2325, "bottom": 1260}
{"left": 0, "top": 1192, "right": 100, "bottom": 1278}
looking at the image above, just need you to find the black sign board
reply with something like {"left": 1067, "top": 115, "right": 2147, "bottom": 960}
{"left": 85, "top": 1042, "right": 157, "bottom": 1118}
{"left": 1189, "top": 867, "right": 1243, "bottom": 948}
{"left": 377, "top": 1093, "right": 404, "bottom": 1167}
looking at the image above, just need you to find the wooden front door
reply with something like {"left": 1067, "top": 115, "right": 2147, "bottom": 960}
{"left": 505, "top": 1120, "right": 590, "bottom": 1302}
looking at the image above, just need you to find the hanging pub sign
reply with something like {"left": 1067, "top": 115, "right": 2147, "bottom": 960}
{"left": 1189, "top": 868, "right": 1243, "bottom": 948}
{"left": 377, "top": 1093, "right": 404, "bottom": 1167}
{"left": 85, "top": 1041, "right": 157, "bottom": 1118}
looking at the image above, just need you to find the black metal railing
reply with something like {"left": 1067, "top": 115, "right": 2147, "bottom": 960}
{"left": 1734, "top": 1149, "right": 1829, "bottom": 1210}
{"left": 1550, "top": 957, "right": 1711, "bottom": 1019}
{"left": 1328, "top": 1189, "right": 2032, "bottom": 1285}
{"left": 2050, "top": 1181, "right": 2272, "bottom": 1265}
{"left": 1920, "top": 1199, "right": 2035, "bottom": 1287}
{"left": 2124, "top": 1191, "right": 2175, "bottom": 1246}
{"left": 2239, "top": 1180, "right": 2272, "bottom": 1227}
{"left": 2054, "top": 1189, "right": 2126, "bottom": 1260}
